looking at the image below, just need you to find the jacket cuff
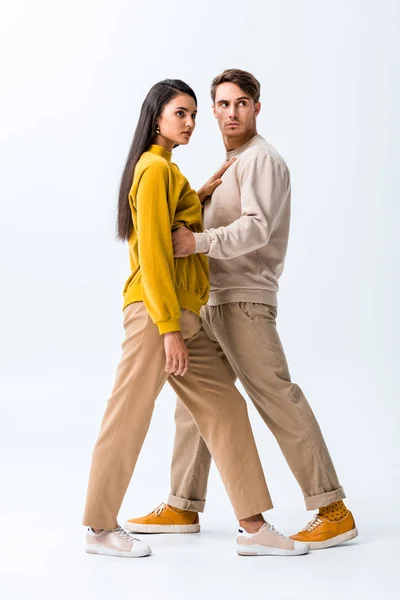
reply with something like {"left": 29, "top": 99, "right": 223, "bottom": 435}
{"left": 157, "top": 317, "right": 180, "bottom": 335}
{"left": 193, "top": 232, "right": 211, "bottom": 254}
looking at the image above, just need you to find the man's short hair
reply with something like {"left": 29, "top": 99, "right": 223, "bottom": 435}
{"left": 210, "top": 69, "right": 261, "bottom": 103}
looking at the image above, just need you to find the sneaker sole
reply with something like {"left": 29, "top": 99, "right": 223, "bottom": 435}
{"left": 237, "top": 544, "right": 309, "bottom": 556}
{"left": 124, "top": 522, "right": 200, "bottom": 534}
{"left": 86, "top": 544, "right": 151, "bottom": 558}
{"left": 306, "top": 527, "right": 359, "bottom": 550}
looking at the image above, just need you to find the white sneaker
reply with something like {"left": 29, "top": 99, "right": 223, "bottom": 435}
{"left": 86, "top": 526, "right": 151, "bottom": 558}
{"left": 237, "top": 522, "right": 309, "bottom": 556}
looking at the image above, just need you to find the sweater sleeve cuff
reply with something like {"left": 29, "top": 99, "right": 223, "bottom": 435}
{"left": 193, "top": 232, "right": 211, "bottom": 254}
{"left": 157, "top": 317, "right": 180, "bottom": 335}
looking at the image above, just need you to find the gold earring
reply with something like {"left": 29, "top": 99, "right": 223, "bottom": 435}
{"left": 155, "top": 125, "right": 160, "bottom": 135}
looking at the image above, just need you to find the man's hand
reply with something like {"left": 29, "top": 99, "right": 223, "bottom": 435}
{"left": 197, "top": 157, "right": 236, "bottom": 204}
{"left": 172, "top": 226, "right": 196, "bottom": 257}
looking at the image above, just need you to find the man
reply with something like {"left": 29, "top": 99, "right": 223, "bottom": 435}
{"left": 125, "top": 69, "right": 358, "bottom": 551}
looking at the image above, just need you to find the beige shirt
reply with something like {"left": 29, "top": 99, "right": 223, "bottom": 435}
{"left": 193, "top": 134, "right": 291, "bottom": 307}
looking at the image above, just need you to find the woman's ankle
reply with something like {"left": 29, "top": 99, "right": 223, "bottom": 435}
{"left": 239, "top": 513, "right": 265, "bottom": 534}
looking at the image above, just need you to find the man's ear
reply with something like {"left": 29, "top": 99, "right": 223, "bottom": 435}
{"left": 212, "top": 104, "right": 217, "bottom": 118}
{"left": 254, "top": 102, "right": 261, "bottom": 117}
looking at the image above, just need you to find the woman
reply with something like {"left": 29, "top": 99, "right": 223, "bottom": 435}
{"left": 82, "top": 79, "right": 308, "bottom": 558}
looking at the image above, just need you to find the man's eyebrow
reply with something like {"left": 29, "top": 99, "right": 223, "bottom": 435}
{"left": 216, "top": 96, "right": 250, "bottom": 104}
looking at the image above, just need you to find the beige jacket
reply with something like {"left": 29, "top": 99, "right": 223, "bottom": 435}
{"left": 193, "top": 134, "right": 291, "bottom": 306}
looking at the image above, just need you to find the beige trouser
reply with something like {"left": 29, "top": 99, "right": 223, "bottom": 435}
{"left": 83, "top": 302, "right": 273, "bottom": 529}
{"left": 168, "top": 302, "right": 345, "bottom": 512}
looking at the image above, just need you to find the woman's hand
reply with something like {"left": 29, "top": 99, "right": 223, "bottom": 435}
{"left": 197, "top": 157, "right": 236, "bottom": 204}
{"left": 164, "top": 331, "right": 189, "bottom": 376}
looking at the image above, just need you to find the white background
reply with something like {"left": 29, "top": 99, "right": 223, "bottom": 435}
{"left": 1, "top": 1, "right": 399, "bottom": 598}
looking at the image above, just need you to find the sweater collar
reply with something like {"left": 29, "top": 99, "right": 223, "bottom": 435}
{"left": 226, "top": 134, "right": 262, "bottom": 159}
{"left": 148, "top": 144, "right": 172, "bottom": 162}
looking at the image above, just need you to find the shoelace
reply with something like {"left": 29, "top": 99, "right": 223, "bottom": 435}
{"left": 112, "top": 526, "right": 139, "bottom": 542}
{"left": 303, "top": 515, "right": 323, "bottom": 532}
{"left": 154, "top": 503, "right": 167, "bottom": 516}
{"left": 238, "top": 522, "right": 289, "bottom": 539}
{"left": 265, "top": 522, "right": 289, "bottom": 539}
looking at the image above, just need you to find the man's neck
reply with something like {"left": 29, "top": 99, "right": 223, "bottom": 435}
{"left": 223, "top": 128, "right": 258, "bottom": 152}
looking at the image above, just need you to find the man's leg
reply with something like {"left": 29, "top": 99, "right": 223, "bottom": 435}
{"left": 204, "top": 302, "right": 345, "bottom": 508}
{"left": 167, "top": 399, "right": 212, "bottom": 512}
{"left": 203, "top": 302, "right": 357, "bottom": 549}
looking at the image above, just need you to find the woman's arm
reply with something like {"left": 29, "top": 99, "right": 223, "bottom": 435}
{"left": 136, "top": 162, "right": 181, "bottom": 334}
{"left": 197, "top": 156, "right": 236, "bottom": 203}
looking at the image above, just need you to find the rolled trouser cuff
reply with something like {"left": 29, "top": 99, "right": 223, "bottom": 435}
{"left": 168, "top": 495, "right": 274, "bottom": 520}
{"left": 304, "top": 486, "right": 346, "bottom": 510}
{"left": 168, "top": 494, "right": 206, "bottom": 513}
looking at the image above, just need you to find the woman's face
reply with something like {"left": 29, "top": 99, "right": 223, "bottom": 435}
{"left": 156, "top": 94, "right": 197, "bottom": 149}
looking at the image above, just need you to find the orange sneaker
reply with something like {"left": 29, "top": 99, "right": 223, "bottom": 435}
{"left": 125, "top": 503, "right": 200, "bottom": 534}
{"left": 290, "top": 511, "right": 358, "bottom": 550}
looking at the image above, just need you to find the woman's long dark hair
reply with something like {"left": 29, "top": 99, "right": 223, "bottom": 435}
{"left": 117, "top": 79, "right": 197, "bottom": 241}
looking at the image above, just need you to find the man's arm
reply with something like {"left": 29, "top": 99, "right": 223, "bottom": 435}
{"left": 193, "top": 153, "right": 290, "bottom": 259}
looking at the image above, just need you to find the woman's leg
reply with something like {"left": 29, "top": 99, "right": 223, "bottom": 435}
{"left": 168, "top": 323, "right": 236, "bottom": 512}
{"left": 168, "top": 312, "right": 273, "bottom": 521}
{"left": 82, "top": 302, "right": 168, "bottom": 530}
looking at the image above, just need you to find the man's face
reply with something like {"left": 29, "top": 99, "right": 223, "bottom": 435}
{"left": 212, "top": 82, "right": 261, "bottom": 139}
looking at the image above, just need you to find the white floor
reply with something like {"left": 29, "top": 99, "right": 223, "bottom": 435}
{"left": 1, "top": 359, "right": 399, "bottom": 600}
{"left": 1, "top": 505, "right": 399, "bottom": 600}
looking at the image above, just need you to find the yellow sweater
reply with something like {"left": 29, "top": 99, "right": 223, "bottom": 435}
{"left": 122, "top": 144, "right": 209, "bottom": 334}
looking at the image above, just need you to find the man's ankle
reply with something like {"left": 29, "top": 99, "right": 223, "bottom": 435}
{"left": 239, "top": 513, "right": 265, "bottom": 534}
{"left": 172, "top": 506, "right": 197, "bottom": 515}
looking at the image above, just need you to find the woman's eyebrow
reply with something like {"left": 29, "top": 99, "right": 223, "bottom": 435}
{"left": 175, "top": 107, "right": 197, "bottom": 113}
